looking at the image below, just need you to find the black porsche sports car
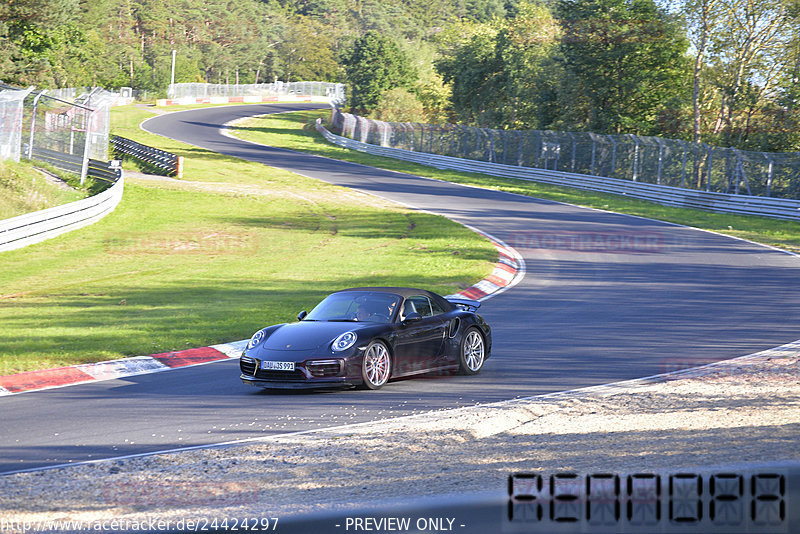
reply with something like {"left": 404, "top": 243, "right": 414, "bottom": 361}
{"left": 239, "top": 287, "right": 492, "bottom": 390}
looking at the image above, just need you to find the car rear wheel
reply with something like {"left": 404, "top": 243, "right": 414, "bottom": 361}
{"left": 361, "top": 340, "right": 391, "bottom": 389}
{"left": 459, "top": 328, "right": 485, "bottom": 375}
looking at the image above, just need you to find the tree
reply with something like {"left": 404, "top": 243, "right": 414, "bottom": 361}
{"left": 682, "top": 0, "right": 725, "bottom": 143}
{"left": 435, "top": 3, "right": 561, "bottom": 128}
{"left": 374, "top": 87, "right": 427, "bottom": 122}
{"left": 0, "top": 0, "right": 82, "bottom": 86}
{"left": 708, "top": 0, "right": 792, "bottom": 147}
{"left": 497, "top": 1, "right": 562, "bottom": 129}
{"left": 272, "top": 16, "right": 340, "bottom": 81}
{"left": 341, "top": 30, "right": 416, "bottom": 114}
{"left": 555, "top": 0, "right": 690, "bottom": 134}
{"left": 435, "top": 22, "right": 505, "bottom": 126}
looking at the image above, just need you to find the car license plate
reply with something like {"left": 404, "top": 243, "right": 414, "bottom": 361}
{"left": 261, "top": 360, "right": 295, "bottom": 371}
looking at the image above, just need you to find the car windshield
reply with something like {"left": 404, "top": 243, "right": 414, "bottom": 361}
{"left": 305, "top": 291, "right": 400, "bottom": 323}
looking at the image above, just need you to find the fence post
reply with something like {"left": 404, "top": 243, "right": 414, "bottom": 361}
{"left": 678, "top": 139, "right": 687, "bottom": 189}
{"left": 656, "top": 137, "right": 664, "bottom": 185}
{"left": 765, "top": 153, "right": 774, "bottom": 197}
{"left": 630, "top": 134, "right": 639, "bottom": 182}
{"left": 590, "top": 133, "right": 597, "bottom": 176}
{"left": 27, "top": 90, "right": 47, "bottom": 160}
{"left": 609, "top": 135, "right": 617, "bottom": 178}
{"left": 705, "top": 145, "right": 713, "bottom": 192}
{"left": 382, "top": 121, "right": 390, "bottom": 147}
{"left": 568, "top": 132, "right": 576, "bottom": 172}
{"left": 554, "top": 135, "right": 561, "bottom": 171}
{"left": 732, "top": 149, "right": 752, "bottom": 195}
{"left": 80, "top": 108, "right": 93, "bottom": 186}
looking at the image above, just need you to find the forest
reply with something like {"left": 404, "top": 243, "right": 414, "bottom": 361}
{"left": 1, "top": 0, "right": 799, "bottom": 151}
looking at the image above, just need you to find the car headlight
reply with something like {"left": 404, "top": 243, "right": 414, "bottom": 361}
{"left": 332, "top": 331, "right": 357, "bottom": 352}
{"left": 247, "top": 329, "right": 267, "bottom": 350}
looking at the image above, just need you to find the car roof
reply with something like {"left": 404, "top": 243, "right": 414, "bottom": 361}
{"left": 335, "top": 287, "right": 455, "bottom": 310}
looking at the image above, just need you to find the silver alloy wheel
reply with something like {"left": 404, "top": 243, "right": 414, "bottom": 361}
{"left": 363, "top": 341, "right": 391, "bottom": 389}
{"left": 461, "top": 329, "right": 485, "bottom": 374}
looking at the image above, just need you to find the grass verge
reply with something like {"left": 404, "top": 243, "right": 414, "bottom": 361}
{"left": 0, "top": 160, "right": 85, "bottom": 220}
{"left": 232, "top": 110, "right": 800, "bottom": 254}
{"left": 0, "top": 105, "right": 495, "bottom": 374}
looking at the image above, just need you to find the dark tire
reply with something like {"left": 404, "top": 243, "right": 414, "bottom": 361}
{"left": 458, "top": 328, "right": 485, "bottom": 375}
{"left": 361, "top": 340, "right": 391, "bottom": 389}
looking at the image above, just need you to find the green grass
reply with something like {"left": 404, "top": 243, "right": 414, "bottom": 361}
{"left": 0, "top": 105, "right": 495, "bottom": 375}
{"left": 232, "top": 110, "right": 800, "bottom": 254}
{"left": 0, "top": 159, "right": 85, "bottom": 220}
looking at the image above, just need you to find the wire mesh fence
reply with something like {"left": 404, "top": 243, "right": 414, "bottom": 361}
{"left": 331, "top": 109, "right": 800, "bottom": 200}
{"left": 0, "top": 85, "right": 116, "bottom": 183}
{"left": 168, "top": 81, "right": 346, "bottom": 104}
{"left": 0, "top": 88, "right": 31, "bottom": 162}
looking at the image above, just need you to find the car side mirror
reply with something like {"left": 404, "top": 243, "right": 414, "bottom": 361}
{"left": 297, "top": 310, "right": 307, "bottom": 321}
{"left": 403, "top": 312, "right": 422, "bottom": 324}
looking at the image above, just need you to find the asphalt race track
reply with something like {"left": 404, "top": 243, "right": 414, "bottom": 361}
{"left": 2, "top": 103, "right": 800, "bottom": 474}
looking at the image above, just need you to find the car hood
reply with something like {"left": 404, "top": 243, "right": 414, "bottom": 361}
{"left": 262, "top": 321, "right": 371, "bottom": 351}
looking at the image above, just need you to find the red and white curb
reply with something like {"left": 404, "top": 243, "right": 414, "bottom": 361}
{"left": 0, "top": 341, "right": 247, "bottom": 397}
{"left": 0, "top": 239, "right": 523, "bottom": 397}
{"left": 450, "top": 235, "right": 525, "bottom": 302}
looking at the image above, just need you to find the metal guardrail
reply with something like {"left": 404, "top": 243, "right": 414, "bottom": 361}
{"left": 316, "top": 120, "right": 800, "bottom": 222}
{"left": 111, "top": 136, "right": 182, "bottom": 177}
{"left": 29, "top": 146, "right": 122, "bottom": 183}
{"left": 331, "top": 109, "right": 800, "bottom": 201}
{"left": 0, "top": 176, "right": 125, "bottom": 253}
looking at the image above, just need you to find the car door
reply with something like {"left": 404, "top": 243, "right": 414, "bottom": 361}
{"left": 393, "top": 295, "right": 447, "bottom": 374}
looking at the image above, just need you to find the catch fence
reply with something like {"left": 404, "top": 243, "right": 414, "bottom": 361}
{"left": 331, "top": 110, "right": 800, "bottom": 201}
{"left": 0, "top": 84, "right": 117, "bottom": 184}
{"left": 167, "top": 82, "right": 346, "bottom": 106}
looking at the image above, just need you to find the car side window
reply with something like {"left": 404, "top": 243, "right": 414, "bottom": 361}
{"left": 403, "top": 296, "right": 433, "bottom": 318}
{"left": 429, "top": 298, "right": 446, "bottom": 316}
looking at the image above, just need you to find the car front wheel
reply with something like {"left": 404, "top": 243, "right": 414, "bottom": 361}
{"left": 459, "top": 328, "right": 485, "bottom": 375}
{"left": 361, "top": 340, "right": 391, "bottom": 389}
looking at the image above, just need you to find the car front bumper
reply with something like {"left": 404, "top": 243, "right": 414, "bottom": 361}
{"left": 240, "top": 374, "right": 359, "bottom": 389}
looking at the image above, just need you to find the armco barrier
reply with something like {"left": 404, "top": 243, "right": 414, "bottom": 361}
{"left": 0, "top": 176, "right": 124, "bottom": 253}
{"left": 316, "top": 120, "right": 800, "bottom": 222}
{"left": 30, "top": 147, "right": 121, "bottom": 183}
{"left": 112, "top": 136, "right": 182, "bottom": 177}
